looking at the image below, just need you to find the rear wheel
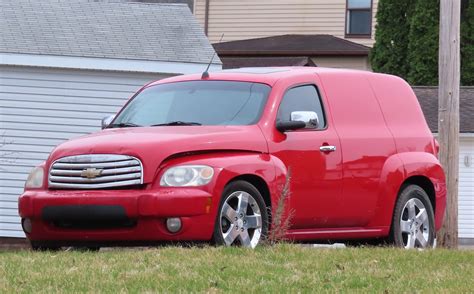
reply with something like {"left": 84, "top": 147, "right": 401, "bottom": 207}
{"left": 391, "top": 185, "right": 435, "bottom": 249}
{"left": 213, "top": 181, "right": 269, "bottom": 248}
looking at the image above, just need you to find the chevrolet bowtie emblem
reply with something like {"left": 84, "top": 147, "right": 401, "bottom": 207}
{"left": 81, "top": 168, "right": 103, "bottom": 179}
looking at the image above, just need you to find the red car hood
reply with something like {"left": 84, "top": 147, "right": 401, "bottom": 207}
{"left": 47, "top": 126, "right": 268, "bottom": 183}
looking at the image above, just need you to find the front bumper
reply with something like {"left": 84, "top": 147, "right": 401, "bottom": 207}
{"left": 18, "top": 188, "right": 216, "bottom": 244}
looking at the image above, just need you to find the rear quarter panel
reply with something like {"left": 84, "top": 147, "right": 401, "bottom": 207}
{"left": 398, "top": 152, "right": 447, "bottom": 231}
{"left": 368, "top": 74, "right": 446, "bottom": 231}
{"left": 368, "top": 152, "right": 446, "bottom": 232}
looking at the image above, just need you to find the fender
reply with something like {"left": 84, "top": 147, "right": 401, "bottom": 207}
{"left": 368, "top": 154, "right": 406, "bottom": 232}
{"left": 151, "top": 151, "right": 286, "bottom": 221}
{"left": 398, "top": 152, "right": 446, "bottom": 230}
{"left": 368, "top": 152, "right": 446, "bottom": 233}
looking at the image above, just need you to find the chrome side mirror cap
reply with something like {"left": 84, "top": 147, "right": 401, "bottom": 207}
{"left": 290, "top": 111, "right": 319, "bottom": 128}
{"left": 101, "top": 115, "right": 115, "bottom": 129}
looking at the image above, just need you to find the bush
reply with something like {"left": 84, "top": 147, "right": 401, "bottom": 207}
{"left": 461, "top": 1, "right": 474, "bottom": 85}
{"left": 373, "top": 0, "right": 474, "bottom": 86}
{"left": 407, "top": 0, "right": 440, "bottom": 85}
{"left": 371, "top": 0, "right": 413, "bottom": 78}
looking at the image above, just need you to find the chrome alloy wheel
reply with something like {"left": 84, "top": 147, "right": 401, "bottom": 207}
{"left": 219, "top": 191, "right": 263, "bottom": 248}
{"left": 400, "top": 198, "right": 430, "bottom": 249}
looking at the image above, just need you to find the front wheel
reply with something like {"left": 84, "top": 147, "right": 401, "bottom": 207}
{"left": 213, "top": 181, "right": 269, "bottom": 248}
{"left": 391, "top": 185, "right": 435, "bottom": 249}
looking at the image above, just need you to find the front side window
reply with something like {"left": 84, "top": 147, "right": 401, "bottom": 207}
{"left": 113, "top": 81, "right": 271, "bottom": 127}
{"left": 346, "top": 0, "right": 372, "bottom": 36}
{"left": 277, "top": 85, "right": 326, "bottom": 130}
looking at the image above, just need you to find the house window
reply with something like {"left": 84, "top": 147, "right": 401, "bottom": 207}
{"left": 346, "top": 0, "right": 372, "bottom": 36}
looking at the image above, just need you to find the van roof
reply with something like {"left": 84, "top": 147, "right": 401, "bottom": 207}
{"left": 148, "top": 66, "right": 376, "bottom": 87}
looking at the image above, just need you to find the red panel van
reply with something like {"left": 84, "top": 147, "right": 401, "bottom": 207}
{"left": 18, "top": 67, "right": 446, "bottom": 249}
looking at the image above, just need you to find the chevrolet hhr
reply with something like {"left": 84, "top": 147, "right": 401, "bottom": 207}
{"left": 18, "top": 67, "right": 446, "bottom": 250}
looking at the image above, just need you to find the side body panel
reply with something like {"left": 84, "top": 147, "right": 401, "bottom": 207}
{"left": 317, "top": 71, "right": 397, "bottom": 227}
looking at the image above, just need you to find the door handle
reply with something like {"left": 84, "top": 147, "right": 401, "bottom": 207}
{"left": 319, "top": 145, "right": 336, "bottom": 152}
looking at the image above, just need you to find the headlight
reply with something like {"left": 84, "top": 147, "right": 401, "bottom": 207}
{"left": 25, "top": 166, "right": 44, "bottom": 189}
{"left": 160, "top": 165, "right": 214, "bottom": 187}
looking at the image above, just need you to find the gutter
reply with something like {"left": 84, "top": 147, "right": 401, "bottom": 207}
{"left": 0, "top": 52, "right": 222, "bottom": 75}
{"left": 214, "top": 50, "right": 370, "bottom": 57}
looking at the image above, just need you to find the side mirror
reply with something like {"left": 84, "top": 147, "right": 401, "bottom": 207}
{"left": 290, "top": 111, "right": 319, "bottom": 128}
{"left": 101, "top": 115, "right": 115, "bottom": 129}
{"left": 276, "top": 111, "right": 319, "bottom": 133}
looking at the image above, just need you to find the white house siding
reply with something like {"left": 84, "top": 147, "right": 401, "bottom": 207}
{"left": 459, "top": 136, "right": 474, "bottom": 241}
{"left": 0, "top": 66, "right": 170, "bottom": 238}
{"left": 194, "top": 0, "right": 379, "bottom": 47}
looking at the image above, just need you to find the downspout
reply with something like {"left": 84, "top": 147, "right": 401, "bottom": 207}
{"left": 204, "top": 0, "right": 210, "bottom": 36}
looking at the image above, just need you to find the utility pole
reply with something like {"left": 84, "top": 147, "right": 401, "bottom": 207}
{"left": 437, "top": 0, "right": 461, "bottom": 248}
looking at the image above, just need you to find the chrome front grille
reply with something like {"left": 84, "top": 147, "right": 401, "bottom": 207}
{"left": 49, "top": 154, "right": 143, "bottom": 189}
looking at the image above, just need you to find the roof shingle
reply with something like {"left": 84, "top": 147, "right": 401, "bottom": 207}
{"left": 213, "top": 35, "right": 370, "bottom": 56}
{"left": 0, "top": 0, "right": 219, "bottom": 64}
{"left": 219, "top": 56, "right": 316, "bottom": 69}
{"left": 413, "top": 86, "right": 474, "bottom": 133}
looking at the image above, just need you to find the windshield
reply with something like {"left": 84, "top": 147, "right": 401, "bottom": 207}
{"left": 112, "top": 81, "right": 271, "bottom": 127}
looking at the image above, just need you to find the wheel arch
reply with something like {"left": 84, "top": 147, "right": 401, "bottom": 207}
{"left": 400, "top": 175, "right": 436, "bottom": 213}
{"left": 398, "top": 152, "right": 446, "bottom": 231}
{"left": 227, "top": 174, "right": 272, "bottom": 209}
{"left": 386, "top": 175, "right": 436, "bottom": 238}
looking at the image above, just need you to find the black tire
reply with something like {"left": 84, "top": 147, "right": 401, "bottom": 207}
{"left": 213, "top": 180, "right": 269, "bottom": 247}
{"left": 390, "top": 185, "right": 435, "bottom": 249}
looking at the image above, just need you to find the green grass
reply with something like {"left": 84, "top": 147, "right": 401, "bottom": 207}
{"left": 1, "top": 245, "right": 473, "bottom": 293}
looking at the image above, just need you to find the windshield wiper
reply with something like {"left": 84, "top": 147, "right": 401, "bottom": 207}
{"left": 107, "top": 122, "right": 142, "bottom": 129}
{"left": 151, "top": 121, "right": 202, "bottom": 127}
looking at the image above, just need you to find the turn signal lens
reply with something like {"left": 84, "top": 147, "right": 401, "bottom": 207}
{"left": 25, "top": 166, "right": 44, "bottom": 189}
{"left": 22, "top": 218, "right": 32, "bottom": 234}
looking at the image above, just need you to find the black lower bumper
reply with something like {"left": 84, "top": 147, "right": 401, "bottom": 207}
{"left": 41, "top": 205, "right": 135, "bottom": 229}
